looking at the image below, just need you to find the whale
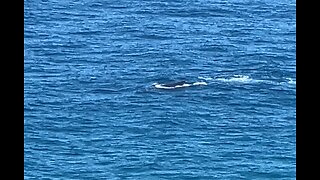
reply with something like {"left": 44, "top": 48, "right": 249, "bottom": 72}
{"left": 161, "top": 81, "right": 187, "bottom": 87}
{"left": 153, "top": 81, "right": 207, "bottom": 89}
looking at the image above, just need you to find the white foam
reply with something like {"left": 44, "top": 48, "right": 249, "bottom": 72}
{"left": 154, "top": 84, "right": 175, "bottom": 89}
{"left": 198, "top": 76, "right": 213, "bottom": 81}
{"left": 216, "top": 75, "right": 253, "bottom": 83}
{"left": 193, "top": 81, "right": 208, "bottom": 86}
{"left": 286, "top": 78, "right": 296, "bottom": 85}
{"left": 175, "top": 83, "right": 192, "bottom": 88}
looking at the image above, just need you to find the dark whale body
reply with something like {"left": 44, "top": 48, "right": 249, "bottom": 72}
{"left": 152, "top": 80, "right": 206, "bottom": 89}
{"left": 162, "top": 81, "right": 187, "bottom": 87}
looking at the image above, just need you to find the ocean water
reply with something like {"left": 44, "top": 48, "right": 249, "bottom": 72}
{"left": 24, "top": 0, "right": 296, "bottom": 179}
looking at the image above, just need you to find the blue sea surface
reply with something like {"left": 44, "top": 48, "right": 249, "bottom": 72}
{"left": 24, "top": 0, "right": 296, "bottom": 179}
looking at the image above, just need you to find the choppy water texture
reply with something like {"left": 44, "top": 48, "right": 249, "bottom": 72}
{"left": 24, "top": 0, "right": 296, "bottom": 179}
